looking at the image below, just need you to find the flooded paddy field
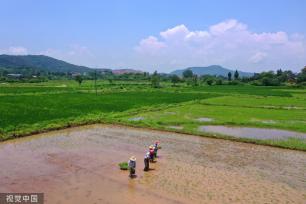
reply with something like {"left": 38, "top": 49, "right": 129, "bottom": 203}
{"left": 0, "top": 124, "right": 305, "bottom": 204}
{"left": 198, "top": 125, "right": 306, "bottom": 140}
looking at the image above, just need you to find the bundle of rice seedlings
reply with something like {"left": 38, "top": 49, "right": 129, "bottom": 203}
{"left": 118, "top": 162, "right": 128, "bottom": 170}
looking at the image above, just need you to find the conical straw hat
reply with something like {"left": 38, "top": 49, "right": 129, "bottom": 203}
{"left": 130, "top": 156, "right": 136, "bottom": 161}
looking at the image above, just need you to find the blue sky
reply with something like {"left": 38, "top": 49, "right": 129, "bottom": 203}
{"left": 1, "top": 0, "right": 306, "bottom": 72}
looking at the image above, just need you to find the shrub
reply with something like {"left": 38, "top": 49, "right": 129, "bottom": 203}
{"left": 228, "top": 80, "right": 241, "bottom": 85}
{"left": 261, "top": 77, "right": 281, "bottom": 86}
{"left": 297, "top": 81, "right": 306, "bottom": 87}
{"left": 206, "top": 79, "right": 214, "bottom": 86}
{"left": 250, "top": 80, "right": 261, "bottom": 86}
{"left": 183, "top": 69, "right": 193, "bottom": 78}
{"left": 216, "top": 79, "right": 223, "bottom": 85}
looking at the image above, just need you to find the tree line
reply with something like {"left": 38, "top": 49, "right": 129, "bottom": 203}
{"left": 167, "top": 67, "right": 306, "bottom": 87}
{"left": 1, "top": 65, "right": 306, "bottom": 87}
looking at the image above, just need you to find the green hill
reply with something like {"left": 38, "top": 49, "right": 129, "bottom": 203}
{"left": 0, "top": 55, "right": 92, "bottom": 73}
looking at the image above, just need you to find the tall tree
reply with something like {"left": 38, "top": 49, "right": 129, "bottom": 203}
{"left": 234, "top": 70, "right": 239, "bottom": 80}
{"left": 276, "top": 69, "right": 283, "bottom": 76}
{"left": 303, "top": 66, "right": 306, "bottom": 73}
{"left": 206, "top": 78, "right": 213, "bottom": 86}
{"left": 297, "top": 66, "right": 306, "bottom": 83}
{"left": 171, "top": 75, "right": 180, "bottom": 86}
{"left": 75, "top": 75, "right": 83, "bottom": 86}
{"left": 192, "top": 75, "right": 199, "bottom": 86}
{"left": 151, "top": 71, "right": 160, "bottom": 88}
{"left": 228, "top": 72, "right": 232, "bottom": 81}
{"left": 183, "top": 69, "right": 193, "bottom": 79}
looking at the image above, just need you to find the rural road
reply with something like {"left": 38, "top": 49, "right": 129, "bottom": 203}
{"left": 0, "top": 124, "right": 305, "bottom": 204}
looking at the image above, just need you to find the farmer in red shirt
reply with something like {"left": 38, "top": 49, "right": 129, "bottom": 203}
{"left": 149, "top": 145, "right": 155, "bottom": 162}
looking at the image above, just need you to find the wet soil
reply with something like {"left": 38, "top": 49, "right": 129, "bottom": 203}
{"left": 199, "top": 125, "right": 306, "bottom": 140}
{"left": 0, "top": 124, "right": 305, "bottom": 204}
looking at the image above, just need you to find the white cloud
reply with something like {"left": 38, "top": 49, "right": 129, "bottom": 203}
{"left": 135, "top": 19, "right": 306, "bottom": 72}
{"left": 249, "top": 52, "right": 267, "bottom": 63}
{"left": 253, "top": 32, "right": 288, "bottom": 44}
{"left": 135, "top": 36, "right": 166, "bottom": 55}
{"left": 0, "top": 46, "right": 28, "bottom": 55}
{"left": 160, "top": 24, "right": 189, "bottom": 40}
{"left": 209, "top": 19, "right": 247, "bottom": 35}
{"left": 39, "top": 44, "right": 95, "bottom": 66}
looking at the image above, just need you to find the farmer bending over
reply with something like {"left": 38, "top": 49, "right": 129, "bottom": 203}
{"left": 128, "top": 156, "right": 136, "bottom": 178}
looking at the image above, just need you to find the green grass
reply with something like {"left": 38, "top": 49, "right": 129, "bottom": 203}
{"left": 202, "top": 95, "right": 306, "bottom": 109}
{"left": 117, "top": 100, "right": 306, "bottom": 132}
{"left": 180, "top": 85, "right": 295, "bottom": 97}
{"left": 0, "top": 87, "right": 218, "bottom": 133}
{"left": 112, "top": 87, "right": 306, "bottom": 150}
{"left": 1, "top": 81, "right": 305, "bottom": 151}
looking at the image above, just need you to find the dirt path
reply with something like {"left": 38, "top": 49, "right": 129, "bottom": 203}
{"left": 0, "top": 124, "right": 305, "bottom": 204}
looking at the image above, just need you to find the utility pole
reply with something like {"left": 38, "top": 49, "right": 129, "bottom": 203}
{"left": 94, "top": 69, "right": 97, "bottom": 96}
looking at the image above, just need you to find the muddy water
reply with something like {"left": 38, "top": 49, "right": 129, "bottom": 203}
{"left": 128, "top": 117, "right": 144, "bottom": 121}
{"left": 199, "top": 125, "right": 306, "bottom": 140}
{"left": 196, "top": 117, "right": 214, "bottom": 122}
{"left": 0, "top": 125, "right": 305, "bottom": 204}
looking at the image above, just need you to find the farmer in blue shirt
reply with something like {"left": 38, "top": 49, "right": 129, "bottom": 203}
{"left": 144, "top": 152, "right": 150, "bottom": 171}
{"left": 128, "top": 156, "right": 136, "bottom": 177}
{"left": 154, "top": 141, "right": 160, "bottom": 158}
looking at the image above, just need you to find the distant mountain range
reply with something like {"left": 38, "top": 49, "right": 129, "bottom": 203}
{"left": 0, "top": 54, "right": 92, "bottom": 73}
{"left": 0, "top": 55, "right": 145, "bottom": 75}
{"left": 0, "top": 55, "right": 253, "bottom": 77}
{"left": 112, "top": 69, "right": 143, "bottom": 75}
{"left": 171, "top": 65, "right": 253, "bottom": 77}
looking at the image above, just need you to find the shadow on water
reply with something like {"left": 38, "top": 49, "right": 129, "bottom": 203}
{"left": 129, "top": 175, "right": 138, "bottom": 179}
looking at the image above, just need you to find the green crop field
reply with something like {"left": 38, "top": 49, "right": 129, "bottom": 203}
{"left": 0, "top": 80, "right": 305, "bottom": 150}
